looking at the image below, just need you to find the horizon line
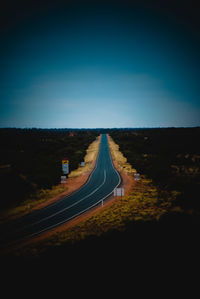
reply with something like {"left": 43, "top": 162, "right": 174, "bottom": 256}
{"left": 0, "top": 126, "right": 200, "bottom": 130}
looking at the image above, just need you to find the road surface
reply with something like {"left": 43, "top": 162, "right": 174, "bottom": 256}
{"left": 1, "top": 134, "right": 121, "bottom": 246}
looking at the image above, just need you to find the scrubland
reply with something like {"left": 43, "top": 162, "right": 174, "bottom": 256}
{"left": 2, "top": 128, "right": 200, "bottom": 261}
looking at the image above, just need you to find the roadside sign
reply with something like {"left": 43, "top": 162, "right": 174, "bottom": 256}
{"left": 61, "top": 175, "right": 67, "bottom": 183}
{"left": 62, "top": 158, "right": 69, "bottom": 164}
{"left": 62, "top": 158, "right": 69, "bottom": 174}
{"left": 62, "top": 163, "right": 69, "bottom": 174}
{"left": 114, "top": 188, "right": 124, "bottom": 197}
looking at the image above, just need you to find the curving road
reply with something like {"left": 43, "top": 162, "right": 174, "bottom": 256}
{"left": 1, "top": 134, "right": 121, "bottom": 246}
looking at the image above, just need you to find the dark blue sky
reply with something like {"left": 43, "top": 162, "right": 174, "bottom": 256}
{"left": 0, "top": 0, "right": 200, "bottom": 128}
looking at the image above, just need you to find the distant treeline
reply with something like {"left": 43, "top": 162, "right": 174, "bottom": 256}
{"left": 0, "top": 129, "right": 98, "bottom": 210}
{"left": 110, "top": 127, "right": 200, "bottom": 212}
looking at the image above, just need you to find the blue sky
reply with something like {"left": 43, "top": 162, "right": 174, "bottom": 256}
{"left": 0, "top": 0, "right": 200, "bottom": 128}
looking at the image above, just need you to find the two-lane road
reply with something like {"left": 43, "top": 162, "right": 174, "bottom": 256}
{"left": 1, "top": 134, "right": 121, "bottom": 246}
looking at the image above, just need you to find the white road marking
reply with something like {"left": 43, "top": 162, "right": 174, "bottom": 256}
{"left": 24, "top": 170, "right": 107, "bottom": 228}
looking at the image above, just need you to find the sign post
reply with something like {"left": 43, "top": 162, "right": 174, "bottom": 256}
{"left": 62, "top": 158, "right": 69, "bottom": 175}
{"left": 134, "top": 173, "right": 140, "bottom": 181}
{"left": 61, "top": 175, "right": 67, "bottom": 184}
{"left": 114, "top": 187, "right": 124, "bottom": 200}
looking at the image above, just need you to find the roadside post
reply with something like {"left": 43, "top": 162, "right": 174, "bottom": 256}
{"left": 134, "top": 173, "right": 140, "bottom": 181}
{"left": 61, "top": 175, "right": 67, "bottom": 184}
{"left": 62, "top": 158, "right": 69, "bottom": 176}
{"left": 114, "top": 187, "right": 124, "bottom": 200}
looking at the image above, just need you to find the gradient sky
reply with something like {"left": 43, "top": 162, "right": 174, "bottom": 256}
{"left": 0, "top": 0, "right": 200, "bottom": 128}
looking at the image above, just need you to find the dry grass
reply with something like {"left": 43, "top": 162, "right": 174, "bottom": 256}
{"left": 68, "top": 135, "right": 101, "bottom": 178}
{"left": 107, "top": 134, "right": 136, "bottom": 174}
{"left": 18, "top": 177, "right": 177, "bottom": 257}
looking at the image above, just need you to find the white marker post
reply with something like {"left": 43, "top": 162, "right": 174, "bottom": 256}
{"left": 114, "top": 187, "right": 124, "bottom": 200}
{"left": 134, "top": 173, "right": 140, "bottom": 181}
{"left": 61, "top": 175, "right": 67, "bottom": 184}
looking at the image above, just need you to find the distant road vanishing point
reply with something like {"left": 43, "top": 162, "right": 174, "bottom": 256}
{"left": 1, "top": 134, "right": 121, "bottom": 247}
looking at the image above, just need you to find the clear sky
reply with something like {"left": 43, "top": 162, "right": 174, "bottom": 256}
{"left": 0, "top": 0, "right": 200, "bottom": 128}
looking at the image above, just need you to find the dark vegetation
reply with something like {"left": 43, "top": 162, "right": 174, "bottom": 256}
{"left": 1, "top": 128, "right": 200, "bottom": 267}
{"left": 110, "top": 127, "right": 200, "bottom": 214}
{"left": 0, "top": 129, "right": 98, "bottom": 211}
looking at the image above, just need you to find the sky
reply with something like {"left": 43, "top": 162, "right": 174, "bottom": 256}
{"left": 0, "top": 0, "right": 200, "bottom": 128}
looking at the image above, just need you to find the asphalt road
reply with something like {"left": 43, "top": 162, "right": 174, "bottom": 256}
{"left": 1, "top": 134, "right": 121, "bottom": 246}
